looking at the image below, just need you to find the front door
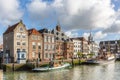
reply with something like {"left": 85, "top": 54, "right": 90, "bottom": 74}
{"left": 38, "top": 52, "right": 41, "bottom": 61}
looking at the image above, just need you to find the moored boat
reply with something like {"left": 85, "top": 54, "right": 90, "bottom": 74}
{"left": 85, "top": 53, "right": 115, "bottom": 65}
{"left": 32, "top": 63, "right": 70, "bottom": 72}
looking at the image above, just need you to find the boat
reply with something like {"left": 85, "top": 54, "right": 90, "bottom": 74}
{"left": 85, "top": 53, "right": 115, "bottom": 65}
{"left": 115, "top": 53, "right": 120, "bottom": 61}
{"left": 32, "top": 63, "right": 70, "bottom": 72}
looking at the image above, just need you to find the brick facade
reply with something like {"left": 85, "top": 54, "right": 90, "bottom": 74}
{"left": 39, "top": 28, "right": 56, "bottom": 61}
{"left": 28, "top": 28, "right": 42, "bottom": 62}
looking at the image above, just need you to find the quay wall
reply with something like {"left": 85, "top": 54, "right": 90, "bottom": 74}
{"left": 2, "top": 59, "right": 85, "bottom": 72}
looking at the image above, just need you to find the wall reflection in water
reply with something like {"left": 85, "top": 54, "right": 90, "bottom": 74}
{"left": 3, "top": 62, "right": 120, "bottom": 80}
{"left": 0, "top": 70, "right": 3, "bottom": 80}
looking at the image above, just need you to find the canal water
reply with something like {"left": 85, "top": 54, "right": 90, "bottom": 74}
{"left": 2, "top": 61, "right": 120, "bottom": 80}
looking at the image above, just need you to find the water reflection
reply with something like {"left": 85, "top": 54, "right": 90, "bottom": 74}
{"left": 0, "top": 70, "right": 3, "bottom": 80}
{"left": 3, "top": 62, "right": 120, "bottom": 80}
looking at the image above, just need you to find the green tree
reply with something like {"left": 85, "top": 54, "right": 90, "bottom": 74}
{"left": 88, "top": 53, "right": 94, "bottom": 58}
{"left": 77, "top": 52, "right": 83, "bottom": 64}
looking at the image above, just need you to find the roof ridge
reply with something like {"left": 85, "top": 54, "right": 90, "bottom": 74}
{"left": 3, "top": 22, "right": 20, "bottom": 35}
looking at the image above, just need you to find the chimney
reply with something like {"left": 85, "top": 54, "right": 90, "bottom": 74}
{"left": 56, "top": 25, "right": 61, "bottom": 31}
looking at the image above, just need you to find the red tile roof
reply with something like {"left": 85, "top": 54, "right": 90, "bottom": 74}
{"left": 28, "top": 28, "right": 41, "bottom": 35}
{"left": 3, "top": 22, "right": 19, "bottom": 35}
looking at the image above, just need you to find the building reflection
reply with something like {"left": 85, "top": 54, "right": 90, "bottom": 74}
{"left": 0, "top": 70, "right": 3, "bottom": 80}
{"left": 3, "top": 63, "right": 116, "bottom": 80}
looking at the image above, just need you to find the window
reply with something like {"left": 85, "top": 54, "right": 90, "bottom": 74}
{"left": 32, "top": 42, "right": 36, "bottom": 49}
{"left": 17, "top": 35, "right": 20, "bottom": 38}
{"left": 32, "top": 52, "right": 35, "bottom": 57}
{"left": 17, "top": 42, "right": 20, "bottom": 45}
{"left": 44, "top": 44, "right": 47, "bottom": 50}
{"left": 38, "top": 46, "right": 41, "bottom": 49}
{"left": 17, "top": 49, "right": 20, "bottom": 52}
{"left": 21, "top": 54, "right": 25, "bottom": 58}
{"left": 32, "top": 35, "right": 37, "bottom": 40}
{"left": 22, "top": 34, "right": 26, "bottom": 38}
{"left": 61, "top": 33, "right": 64, "bottom": 36}
{"left": 56, "top": 32, "right": 59, "bottom": 35}
{"left": 45, "top": 53, "right": 48, "bottom": 58}
{"left": 22, "top": 49, "right": 26, "bottom": 52}
{"left": 52, "top": 37, "right": 54, "bottom": 43}
{"left": 44, "top": 36, "right": 47, "bottom": 42}
{"left": 38, "top": 43, "right": 41, "bottom": 49}
{"left": 62, "top": 38, "right": 64, "bottom": 41}
{"left": 48, "top": 36, "right": 50, "bottom": 43}
{"left": 16, "top": 33, "right": 21, "bottom": 38}
{"left": 33, "top": 45, "right": 36, "bottom": 49}
{"left": 48, "top": 45, "right": 50, "bottom": 50}
{"left": 46, "top": 36, "right": 48, "bottom": 42}
{"left": 56, "top": 37, "right": 59, "bottom": 40}
{"left": 20, "top": 27, "right": 23, "bottom": 31}
{"left": 22, "top": 35, "right": 26, "bottom": 38}
{"left": 18, "top": 54, "right": 20, "bottom": 58}
{"left": 51, "top": 45, "right": 52, "bottom": 49}
{"left": 22, "top": 42, "right": 26, "bottom": 46}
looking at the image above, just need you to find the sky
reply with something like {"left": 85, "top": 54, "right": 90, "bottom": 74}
{"left": 0, "top": 0, "right": 120, "bottom": 44}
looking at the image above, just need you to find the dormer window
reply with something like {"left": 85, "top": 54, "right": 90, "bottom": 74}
{"left": 56, "top": 37, "right": 59, "bottom": 40}
{"left": 56, "top": 32, "right": 59, "bottom": 35}
{"left": 61, "top": 33, "right": 64, "bottom": 36}
{"left": 20, "top": 27, "right": 23, "bottom": 31}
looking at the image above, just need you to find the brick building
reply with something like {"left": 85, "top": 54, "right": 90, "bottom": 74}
{"left": 39, "top": 28, "right": 56, "bottom": 61}
{"left": 28, "top": 28, "right": 42, "bottom": 62}
{"left": 52, "top": 25, "right": 74, "bottom": 59}
{"left": 78, "top": 37, "right": 89, "bottom": 54}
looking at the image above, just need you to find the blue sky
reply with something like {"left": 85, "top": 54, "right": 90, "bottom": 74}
{"left": 0, "top": 0, "right": 120, "bottom": 44}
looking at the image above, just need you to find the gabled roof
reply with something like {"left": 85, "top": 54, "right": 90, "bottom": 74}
{"left": 28, "top": 28, "right": 41, "bottom": 35}
{"left": 3, "top": 20, "right": 23, "bottom": 35}
{"left": 3, "top": 22, "right": 19, "bottom": 35}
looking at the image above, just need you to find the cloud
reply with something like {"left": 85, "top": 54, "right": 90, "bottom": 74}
{"left": 26, "top": 0, "right": 117, "bottom": 30}
{"left": 83, "top": 32, "right": 90, "bottom": 40}
{"left": 0, "top": 35, "right": 3, "bottom": 44}
{"left": 103, "top": 10, "right": 120, "bottom": 33}
{"left": 83, "top": 31, "right": 107, "bottom": 41}
{"left": 26, "top": 0, "right": 56, "bottom": 27}
{"left": 0, "top": 0, "right": 23, "bottom": 26}
{"left": 65, "top": 30, "right": 79, "bottom": 38}
{"left": 94, "top": 31, "right": 107, "bottom": 40}
{"left": 103, "top": 20, "right": 120, "bottom": 33}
